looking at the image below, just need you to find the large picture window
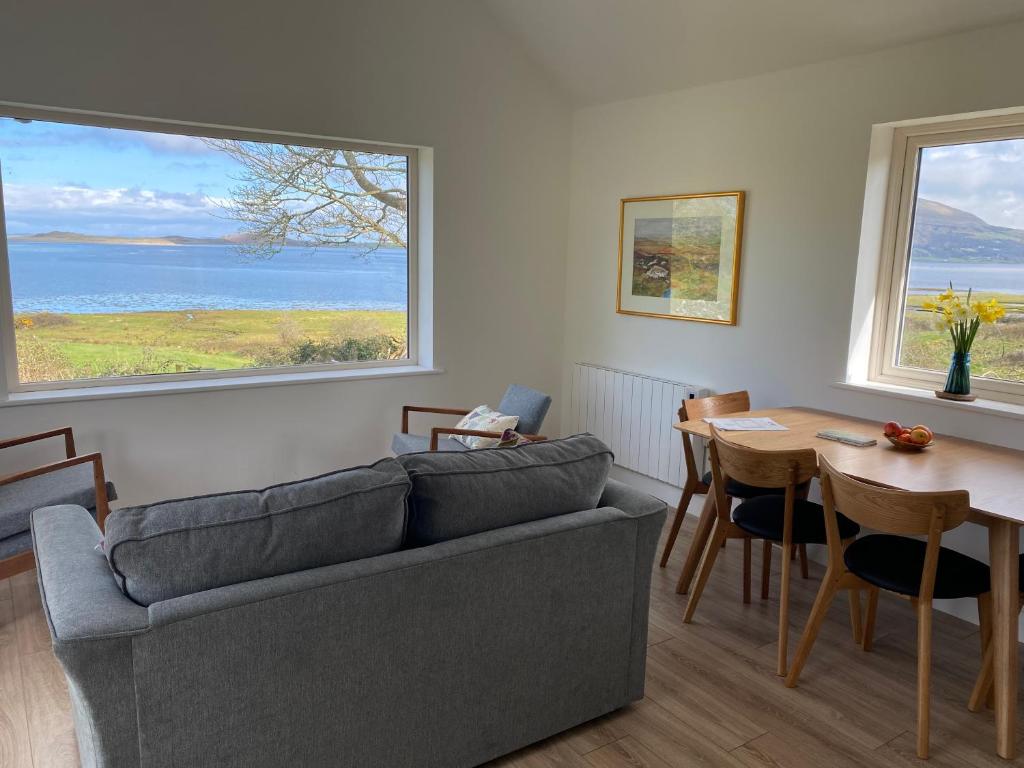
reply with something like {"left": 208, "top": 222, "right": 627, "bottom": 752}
{"left": 870, "top": 113, "right": 1024, "bottom": 404}
{"left": 0, "top": 107, "right": 417, "bottom": 392}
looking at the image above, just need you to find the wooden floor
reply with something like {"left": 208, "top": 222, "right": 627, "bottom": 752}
{"left": 3, "top": 514, "right": 1023, "bottom": 767}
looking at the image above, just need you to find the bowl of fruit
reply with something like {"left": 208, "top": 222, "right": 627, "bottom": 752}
{"left": 883, "top": 422, "right": 934, "bottom": 451}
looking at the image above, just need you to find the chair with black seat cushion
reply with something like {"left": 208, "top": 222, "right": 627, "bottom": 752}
{"left": 0, "top": 427, "right": 115, "bottom": 580}
{"left": 785, "top": 455, "right": 989, "bottom": 760}
{"left": 683, "top": 426, "right": 860, "bottom": 677}
{"left": 664, "top": 390, "right": 810, "bottom": 601}
{"left": 393, "top": 384, "right": 551, "bottom": 454}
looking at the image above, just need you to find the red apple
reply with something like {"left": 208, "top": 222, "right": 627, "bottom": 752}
{"left": 883, "top": 421, "right": 903, "bottom": 438}
{"left": 898, "top": 432, "right": 915, "bottom": 443}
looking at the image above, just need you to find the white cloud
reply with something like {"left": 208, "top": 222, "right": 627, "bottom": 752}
{"left": 918, "top": 139, "right": 1024, "bottom": 230}
{"left": 0, "top": 182, "right": 232, "bottom": 237}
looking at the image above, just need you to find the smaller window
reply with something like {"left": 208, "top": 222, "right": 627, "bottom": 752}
{"left": 869, "top": 113, "right": 1024, "bottom": 404}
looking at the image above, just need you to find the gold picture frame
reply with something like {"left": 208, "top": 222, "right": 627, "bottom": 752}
{"left": 616, "top": 191, "right": 745, "bottom": 324}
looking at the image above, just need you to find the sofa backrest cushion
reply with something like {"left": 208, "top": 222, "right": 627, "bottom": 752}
{"left": 397, "top": 434, "right": 613, "bottom": 545}
{"left": 104, "top": 458, "right": 410, "bottom": 606}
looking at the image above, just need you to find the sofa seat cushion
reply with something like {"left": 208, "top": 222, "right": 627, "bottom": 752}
{"left": 0, "top": 463, "right": 116, "bottom": 540}
{"left": 397, "top": 433, "right": 613, "bottom": 546}
{"left": 391, "top": 433, "right": 469, "bottom": 455}
{"left": 104, "top": 459, "right": 410, "bottom": 606}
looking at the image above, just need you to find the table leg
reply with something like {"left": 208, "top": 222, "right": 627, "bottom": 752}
{"left": 989, "top": 519, "right": 1018, "bottom": 760}
{"left": 676, "top": 481, "right": 717, "bottom": 595}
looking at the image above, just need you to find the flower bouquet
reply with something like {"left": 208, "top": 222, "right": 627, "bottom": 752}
{"left": 921, "top": 283, "right": 1005, "bottom": 401}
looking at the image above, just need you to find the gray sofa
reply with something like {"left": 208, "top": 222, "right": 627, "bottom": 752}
{"left": 32, "top": 436, "right": 665, "bottom": 768}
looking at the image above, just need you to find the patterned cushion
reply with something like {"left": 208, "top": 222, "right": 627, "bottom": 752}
{"left": 452, "top": 405, "right": 520, "bottom": 449}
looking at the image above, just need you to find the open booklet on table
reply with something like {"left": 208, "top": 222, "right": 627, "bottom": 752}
{"left": 702, "top": 417, "right": 788, "bottom": 431}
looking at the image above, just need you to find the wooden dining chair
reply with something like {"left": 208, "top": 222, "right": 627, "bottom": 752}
{"left": 785, "top": 456, "right": 990, "bottom": 759}
{"left": 683, "top": 426, "right": 859, "bottom": 676}
{"left": 663, "top": 390, "right": 810, "bottom": 600}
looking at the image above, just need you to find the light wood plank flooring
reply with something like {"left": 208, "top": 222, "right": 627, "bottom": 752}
{"left": 3, "top": 514, "right": 1022, "bottom": 767}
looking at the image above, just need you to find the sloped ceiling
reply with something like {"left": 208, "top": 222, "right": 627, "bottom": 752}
{"left": 484, "top": 0, "right": 1024, "bottom": 106}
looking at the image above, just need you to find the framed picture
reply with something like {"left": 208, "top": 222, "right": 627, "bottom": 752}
{"left": 617, "top": 191, "right": 745, "bottom": 324}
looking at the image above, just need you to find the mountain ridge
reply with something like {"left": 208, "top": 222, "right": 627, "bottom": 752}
{"left": 912, "top": 199, "right": 1024, "bottom": 264}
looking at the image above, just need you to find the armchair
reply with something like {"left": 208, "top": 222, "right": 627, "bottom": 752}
{"left": 393, "top": 384, "right": 552, "bottom": 454}
{"left": 0, "top": 427, "right": 115, "bottom": 580}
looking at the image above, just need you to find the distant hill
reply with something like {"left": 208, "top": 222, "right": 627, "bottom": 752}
{"left": 9, "top": 230, "right": 313, "bottom": 248}
{"left": 911, "top": 199, "right": 1024, "bottom": 264}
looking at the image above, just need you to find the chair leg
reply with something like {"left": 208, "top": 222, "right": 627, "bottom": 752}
{"left": 676, "top": 490, "right": 717, "bottom": 595}
{"left": 862, "top": 587, "right": 879, "bottom": 651}
{"left": 778, "top": 542, "right": 792, "bottom": 677}
{"left": 721, "top": 497, "right": 733, "bottom": 548}
{"left": 969, "top": 592, "right": 994, "bottom": 712}
{"left": 848, "top": 588, "right": 863, "bottom": 646}
{"left": 969, "top": 626, "right": 995, "bottom": 713}
{"left": 761, "top": 540, "right": 772, "bottom": 600}
{"left": 978, "top": 592, "right": 994, "bottom": 710}
{"left": 916, "top": 598, "right": 933, "bottom": 760}
{"left": 660, "top": 481, "right": 696, "bottom": 568}
{"left": 785, "top": 569, "right": 840, "bottom": 688}
{"left": 798, "top": 544, "right": 809, "bottom": 579}
{"left": 743, "top": 537, "right": 752, "bottom": 604}
{"left": 683, "top": 518, "right": 727, "bottom": 624}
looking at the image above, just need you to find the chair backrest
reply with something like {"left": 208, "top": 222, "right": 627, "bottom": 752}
{"left": 709, "top": 424, "right": 817, "bottom": 491}
{"left": 818, "top": 455, "right": 970, "bottom": 603}
{"left": 678, "top": 390, "right": 750, "bottom": 422}
{"left": 818, "top": 455, "right": 970, "bottom": 536}
{"left": 677, "top": 391, "right": 751, "bottom": 484}
{"left": 497, "top": 384, "right": 552, "bottom": 435}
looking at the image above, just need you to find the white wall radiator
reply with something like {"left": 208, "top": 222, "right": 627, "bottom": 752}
{"left": 569, "top": 363, "right": 709, "bottom": 487}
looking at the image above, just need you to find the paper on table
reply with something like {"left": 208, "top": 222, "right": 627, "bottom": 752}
{"left": 703, "top": 417, "right": 789, "bottom": 431}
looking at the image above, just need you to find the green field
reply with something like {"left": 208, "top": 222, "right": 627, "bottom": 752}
{"left": 14, "top": 309, "right": 407, "bottom": 383}
{"left": 900, "top": 291, "right": 1024, "bottom": 382}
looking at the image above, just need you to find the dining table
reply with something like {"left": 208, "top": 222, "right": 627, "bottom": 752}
{"left": 673, "top": 406, "right": 1024, "bottom": 759}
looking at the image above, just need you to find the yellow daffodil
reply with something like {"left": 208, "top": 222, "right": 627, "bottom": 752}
{"left": 919, "top": 283, "right": 1005, "bottom": 355}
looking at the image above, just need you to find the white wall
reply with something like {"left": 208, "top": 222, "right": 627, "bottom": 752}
{"left": 561, "top": 22, "right": 1024, "bottom": 620}
{"left": 0, "top": 0, "right": 571, "bottom": 503}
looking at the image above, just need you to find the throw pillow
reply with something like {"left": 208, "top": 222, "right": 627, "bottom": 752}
{"left": 452, "top": 405, "right": 519, "bottom": 449}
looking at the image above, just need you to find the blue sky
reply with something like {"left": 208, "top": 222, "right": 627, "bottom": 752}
{"left": 0, "top": 117, "right": 243, "bottom": 237}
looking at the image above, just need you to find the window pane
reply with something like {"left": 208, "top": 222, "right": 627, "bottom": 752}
{"left": 0, "top": 117, "right": 409, "bottom": 385}
{"left": 898, "top": 139, "right": 1024, "bottom": 384}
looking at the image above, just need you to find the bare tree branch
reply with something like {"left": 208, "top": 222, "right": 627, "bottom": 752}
{"left": 202, "top": 139, "right": 408, "bottom": 259}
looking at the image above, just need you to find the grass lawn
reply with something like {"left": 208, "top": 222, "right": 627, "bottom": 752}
{"left": 15, "top": 309, "right": 407, "bottom": 382}
{"left": 900, "top": 291, "right": 1024, "bottom": 383}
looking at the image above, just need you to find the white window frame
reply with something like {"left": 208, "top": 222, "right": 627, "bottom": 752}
{"left": 867, "top": 110, "right": 1024, "bottom": 406}
{"left": 0, "top": 103, "right": 423, "bottom": 395}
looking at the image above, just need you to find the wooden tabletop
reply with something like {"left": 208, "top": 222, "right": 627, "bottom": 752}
{"left": 675, "top": 407, "right": 1024, "bottom": 524}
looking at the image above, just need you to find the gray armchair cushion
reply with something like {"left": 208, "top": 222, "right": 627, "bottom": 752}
{"left": 497, "top": 384, "right": 552, "bottom": 435}
{"left": 104, "top": 458, "right": 411, "bottom": 606}
{"left": 397, "top": 434, "right": 613, "bottom": 545}
{"left": 0, "top": 462, "right": 116, "bottom": 540}
{"left": 391, "top": 433, "right": 469, "bottom": 455}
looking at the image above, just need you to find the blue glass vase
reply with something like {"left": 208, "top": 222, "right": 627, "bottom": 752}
{"left": 943, "top": 352, "right": 971, "bottom": 396}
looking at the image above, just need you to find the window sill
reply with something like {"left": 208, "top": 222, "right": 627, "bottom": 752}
{"left": 0, "top": 364, "right": 444, "bottom": 407}
{"left": 833, "top": 380, "right": 1024, "bottom": 420}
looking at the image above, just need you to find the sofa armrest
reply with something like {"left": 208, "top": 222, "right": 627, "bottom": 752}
{"left": 31, "top": 505, "right": 149, "bottom": 643}
{"left": 599, "top": 477, "right": 669, "bottom": 520}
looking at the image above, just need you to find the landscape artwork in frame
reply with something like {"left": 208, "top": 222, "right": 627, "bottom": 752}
{"left": 617, "top": 191, "right": 744, "bottom": 324}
